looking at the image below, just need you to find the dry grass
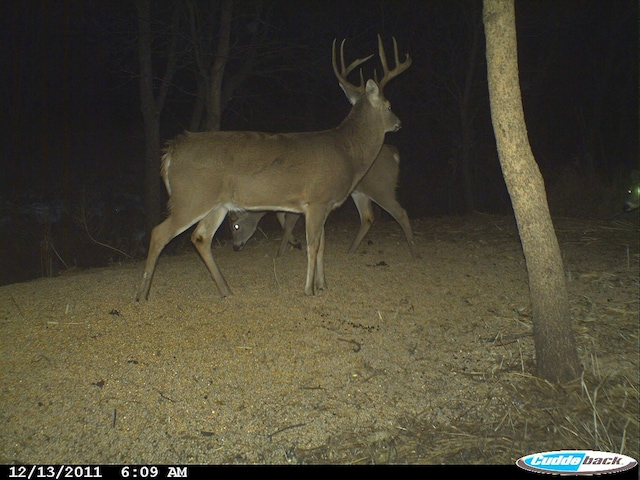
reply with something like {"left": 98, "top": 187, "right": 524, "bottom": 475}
{"left": 287, "top": 367, "right": 638, "bottom": 464}
{"left": 290, "top": 216, "right": 640, "bottom": 464}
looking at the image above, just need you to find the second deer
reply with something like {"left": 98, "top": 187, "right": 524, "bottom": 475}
{"left": 136, "top": 36, "right": 411, "bottom": 300}
{"left": 229, "top": 144, "right": 418, "bottom": 258}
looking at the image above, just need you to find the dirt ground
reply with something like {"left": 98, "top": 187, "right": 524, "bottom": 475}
{"left": 1, "top": 212, "right": 638, "bottom": 465}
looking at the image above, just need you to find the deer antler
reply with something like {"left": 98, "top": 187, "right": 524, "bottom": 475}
{"left": 376, "top": 35, "right": 412, "bottom": 92}
{"left": 332, "top": 39, "right": 374, "bottom": 101}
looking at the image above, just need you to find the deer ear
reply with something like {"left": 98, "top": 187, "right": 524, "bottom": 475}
{"left": 365, "top": 79, "right": 380, "bottom": 102}
{"left": 339, "top": 83, "right": 360, "bottom": 105}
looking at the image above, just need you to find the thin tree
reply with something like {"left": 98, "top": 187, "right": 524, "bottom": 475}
{"left": 186, "top": 0, "right": 273, "bottom": 133}
{"left": 186, "top": 0, "right": 233, "bottom": 132}
{"left": 135, "top": 0, "right": 180, "bottom": 234}
{"left": 456, "top": 0, "right": 483, "bottom": 213}
{"left": 483, "top": 0, "right": 581, "bottom": 382}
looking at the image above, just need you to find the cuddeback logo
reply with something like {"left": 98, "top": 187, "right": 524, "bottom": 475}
{"left": 516, "top": 450, "right": 637, "bottom": 475}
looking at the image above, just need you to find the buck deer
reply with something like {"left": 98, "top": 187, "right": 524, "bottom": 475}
{"left": 229, "top": 144, "right": 418, "bottom": 258}
{"left": 136, "top": 36, "right": 411, "bottom": 300}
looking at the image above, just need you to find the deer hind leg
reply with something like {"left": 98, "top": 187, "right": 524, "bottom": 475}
{"left": 191, "top": 207, "right": 233, "bottom": 297}
{"left": 303, "top": 206, "right": 330, "bottom": 295}
{"left": 137, "top": 214, "right": 199, "bottom": 301}
{"left": 348, "top": 191, "right": 375, "bottom": 253}
{"left": 314, "top": 226, "right": 326, "bottom": 290}
{"left": 377, "top": 198, "right": 418, "bottom": 258}
{"left": 276, "top": 213, "right": 302, "bottom": 257}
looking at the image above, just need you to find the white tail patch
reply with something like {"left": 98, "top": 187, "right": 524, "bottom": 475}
{"left": 160, "top": 152, "right": 173, "bottom": 196}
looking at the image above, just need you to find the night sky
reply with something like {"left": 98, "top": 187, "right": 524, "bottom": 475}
{"left": 0, "top": 0, "right": 637, "bottom": 282}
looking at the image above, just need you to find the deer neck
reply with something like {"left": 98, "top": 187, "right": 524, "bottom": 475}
{"left": 334, "top": 103, "right": 386, "bottom": 174}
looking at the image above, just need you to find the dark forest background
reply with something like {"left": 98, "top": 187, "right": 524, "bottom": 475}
{"left": 0, "top": 0, "right": 637, "bottom": 285}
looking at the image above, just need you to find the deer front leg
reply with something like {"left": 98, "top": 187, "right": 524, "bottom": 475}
{"left": 314, "top": 226, "right": 326, "bottom": 291}
{"left": 191, "top": 207, "right": 233, "bottom": 297}
{"left": 137, "top": 215, "right": 196, "bottom": 301}
{"left": 303, "top": 206, "right": 329, "bottom": 295}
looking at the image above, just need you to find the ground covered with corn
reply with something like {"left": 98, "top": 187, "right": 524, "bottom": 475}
{"left": 1, "top": 212, "right": 637, "bottom": 464}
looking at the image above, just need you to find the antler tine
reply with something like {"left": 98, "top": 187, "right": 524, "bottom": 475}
{"left": 341, "top": 40, "right": 374, "bottom": 79}
{"left": 377, "top": 35, "right": 412, "bottom": 91}
{"left": 332, "top": 38, "right": 374, "bottom": 96}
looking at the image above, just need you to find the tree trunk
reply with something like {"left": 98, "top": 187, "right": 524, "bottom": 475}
{"left": 135, "top": 0, "right": 180, "bottom": 235}
{"left": 483, "top": 0, "right": 581, "bottom": 382}
{"left": 459, "top": 0, "right": 483, "bottom": 213}
{"left": 135, "top": 0, "right": 162, "bottom": 235}
{"left": 206, "top": 0, "right": 233, "bottom": 132}
{"left": 188, "top": 0, "right": 268, "bottom": 133}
